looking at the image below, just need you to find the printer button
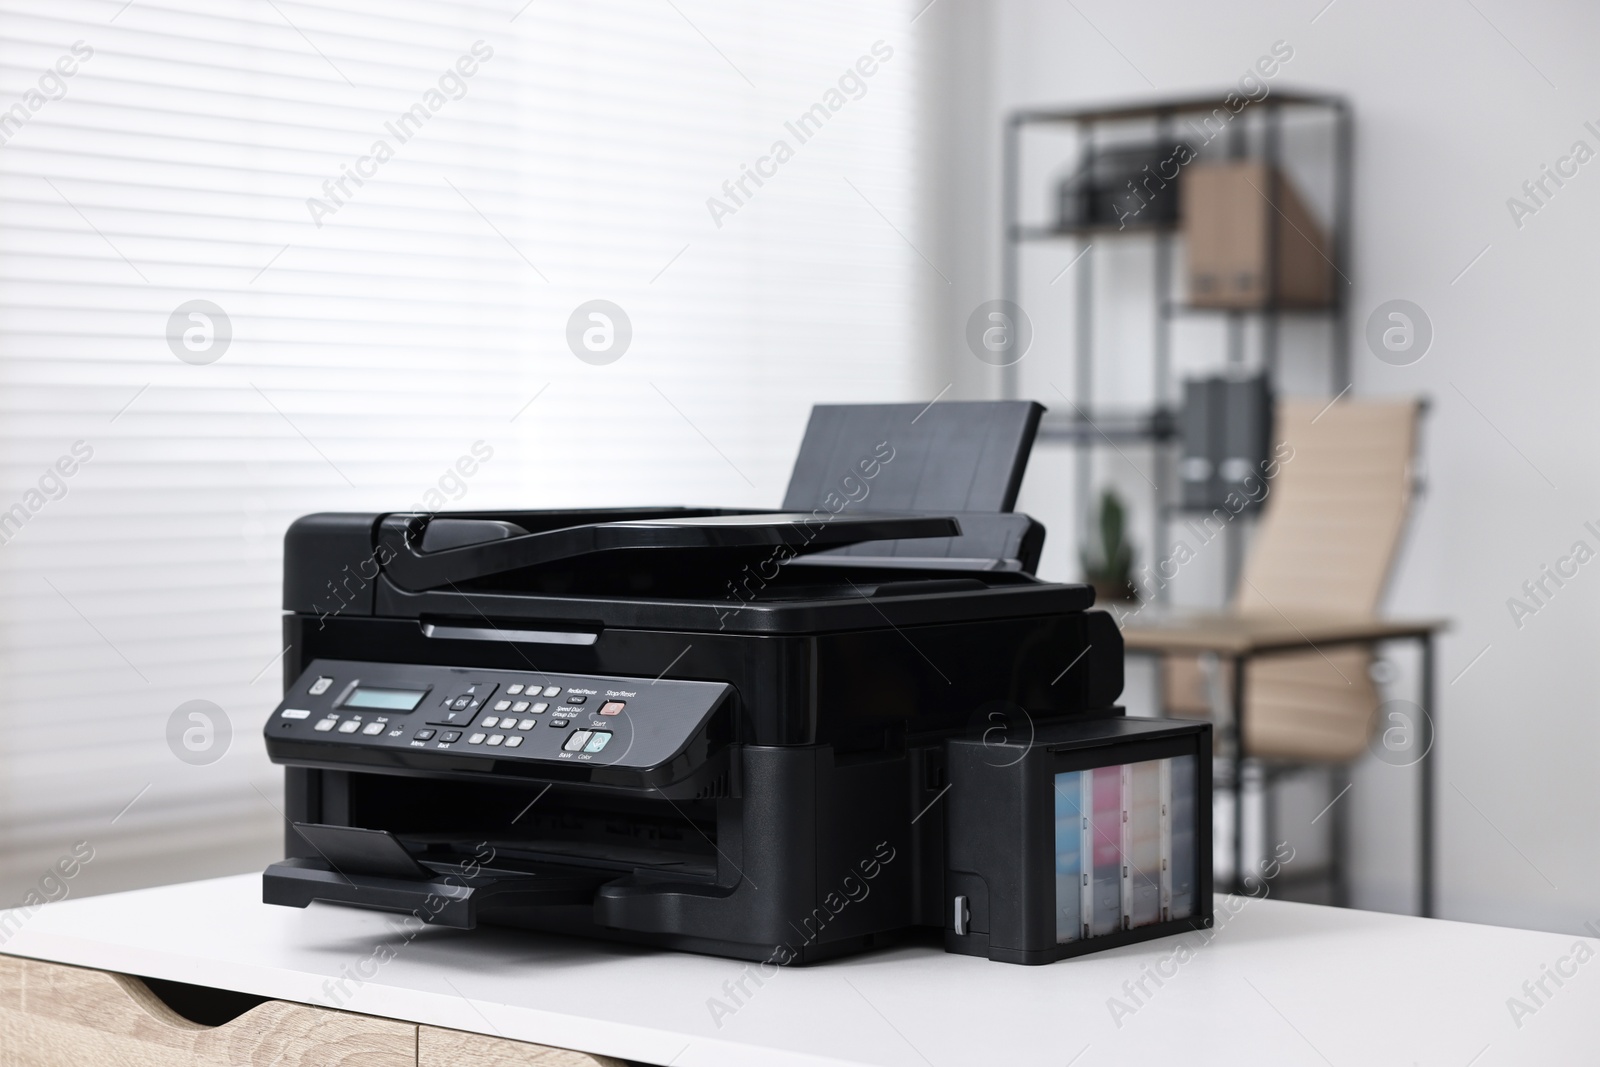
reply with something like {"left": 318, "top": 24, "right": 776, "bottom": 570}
{"left": 482, "top": 717, "right": 499, "bottom": 729}
{"left": 487, "top": 734, "right": 505, "bottom": 746}
{"left": 531, "top": 702, "right": 548, "bottom": 713}
{"left": 548, "top": 719, "right": 570, "bottom": 729}
{"left": 512, "top": 701, "right": 530, "bottom": 713}
{"left": 566, "top": 695, "right": 587, "bottom": 705}
{"left": 429, "top": 684, "right": 497, "bottom": 726}
{"left": 517, "top": 719, "right": 535, "bottom": 730}
{"left": 361, "top": 722, "right": 385, "bottom": 736}
{"left": 338, "top": 720, "right": 361, "bottom": 734}
{"left": 599, "top": 701, "right": 625, "bottom": 716}
{"left": 308, "top": 676, "right": 334, "bottom": 696}
{"left": 563, "top": 730, "right": 593, "bottom": 752}
{"left": 314, "top": 718, "right": 337, "bottom": 732}
{"left": 280, "top": 709, "right": 311, "bottom": 720}
{"left": 468, "top": 733, "right": 487, "bottom": 745}
{"left": 505, "top": 736, "right": 524, "bottom": 748}
{"left": 543, "top": 686, "right": 561, "bottom": 697}
{"left": 494, "top": 700, "right": 511, "bottom": 712}
{"left": 413, "top": 729, "right": 436, "bottom": 741}
{"left": 507, "top": 684, "right": 524, "bottom": 695}
{"left": 584, "top": 731, "right": 611, "bottom": 754}
{"left": 440, "top": 731, "right": 461, "bottom": 743}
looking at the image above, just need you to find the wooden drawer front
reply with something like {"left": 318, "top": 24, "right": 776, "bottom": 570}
{"left": 0, "top": 954, "right": 415, "bottom": 1067}
{"left": 0, "top": 956, "right": 625, "bottom": 1067}
{"left": 420, "top": 1026, "right": 626, "bottom": 1066}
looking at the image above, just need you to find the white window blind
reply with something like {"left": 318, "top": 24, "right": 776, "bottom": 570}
{"left": 0, "top": 0, "right": 923, "bottom": 902}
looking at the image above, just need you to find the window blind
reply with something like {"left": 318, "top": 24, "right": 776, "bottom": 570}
{"left": 0, "top": 0, "right": 922, "bottom": 902}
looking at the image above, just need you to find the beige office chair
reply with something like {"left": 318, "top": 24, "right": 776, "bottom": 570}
{"left": 1164, "top": 398, "right": 1421, "bottom": 761}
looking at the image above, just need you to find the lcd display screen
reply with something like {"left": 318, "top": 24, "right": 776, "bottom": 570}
{"left": 341, "top": 686, "right": 427, "bottom": 711}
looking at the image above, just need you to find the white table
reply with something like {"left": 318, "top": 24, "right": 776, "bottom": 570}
{"left": 1, "top": 874, "right": 1593, "bottom": 1066}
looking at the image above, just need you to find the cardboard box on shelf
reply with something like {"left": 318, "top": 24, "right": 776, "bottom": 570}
{"left": 1181, "top": 160, "right": 1333, "bottom": 309}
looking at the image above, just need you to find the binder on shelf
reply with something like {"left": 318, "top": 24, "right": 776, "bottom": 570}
{"left": 1180, "top": 374, "right": 1273, "bottom": 513}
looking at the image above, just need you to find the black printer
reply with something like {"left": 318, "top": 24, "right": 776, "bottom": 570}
{"left": 263, "top": 402, "right": 1212, "bottom": 965}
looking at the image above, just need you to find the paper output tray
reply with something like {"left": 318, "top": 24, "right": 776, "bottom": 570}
{"left": 263, "top": 824, "right": 614, "bottom": 929}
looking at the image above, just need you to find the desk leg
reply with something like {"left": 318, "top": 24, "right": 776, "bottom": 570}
{"left": 1233, "top": 654, "right": 1248, "bottom": 895}
{"left": 1331, "top": 764, "right": 1351, "bottom": 908}
{"left": 1420, "top": 633, "right": 1436, "bottom": 918}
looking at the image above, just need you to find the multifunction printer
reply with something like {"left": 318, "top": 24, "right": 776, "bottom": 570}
{"left": 263, "top": 402, "right": 1212, "bottom": 964}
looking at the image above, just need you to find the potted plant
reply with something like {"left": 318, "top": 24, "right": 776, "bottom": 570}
{"left": 1080, "top": 488, "right": 1137, "bottom": 602}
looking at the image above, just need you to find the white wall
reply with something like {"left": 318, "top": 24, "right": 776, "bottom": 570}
{"left": 919, "top": 0, "right": 1600, "bottom": 933}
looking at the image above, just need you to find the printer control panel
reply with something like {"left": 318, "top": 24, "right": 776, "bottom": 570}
{"left": 266, "top": 658, "right": 730, "bottom": 773}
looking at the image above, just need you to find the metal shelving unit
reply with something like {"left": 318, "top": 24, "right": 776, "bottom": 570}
{"left": 1001, "top": 91, "right": 1352, "bottom": 593}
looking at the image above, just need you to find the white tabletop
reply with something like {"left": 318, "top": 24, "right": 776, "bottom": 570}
{"left": 1, "top": 874, "right": 1592, "bottom": 1066}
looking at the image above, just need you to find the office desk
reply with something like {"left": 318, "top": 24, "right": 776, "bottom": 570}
{"left": 1121, "top": 610, "right": 1446, "bottom": 915}
{"left": 0, "top": 874, "right": 1591, "bottom": 1065}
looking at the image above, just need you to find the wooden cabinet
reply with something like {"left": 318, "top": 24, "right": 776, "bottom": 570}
{"left": 0, "top": 955, "right": 623, "bottom": 1067}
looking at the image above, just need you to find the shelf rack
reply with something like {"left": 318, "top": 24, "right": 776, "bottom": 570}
{"left": 1001, "top": 90, "right": 1352, "bottom": 594}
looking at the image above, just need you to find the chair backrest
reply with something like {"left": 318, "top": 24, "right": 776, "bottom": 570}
{"left": 1234, "top": 398, "right": 1419, "bottom": 615}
